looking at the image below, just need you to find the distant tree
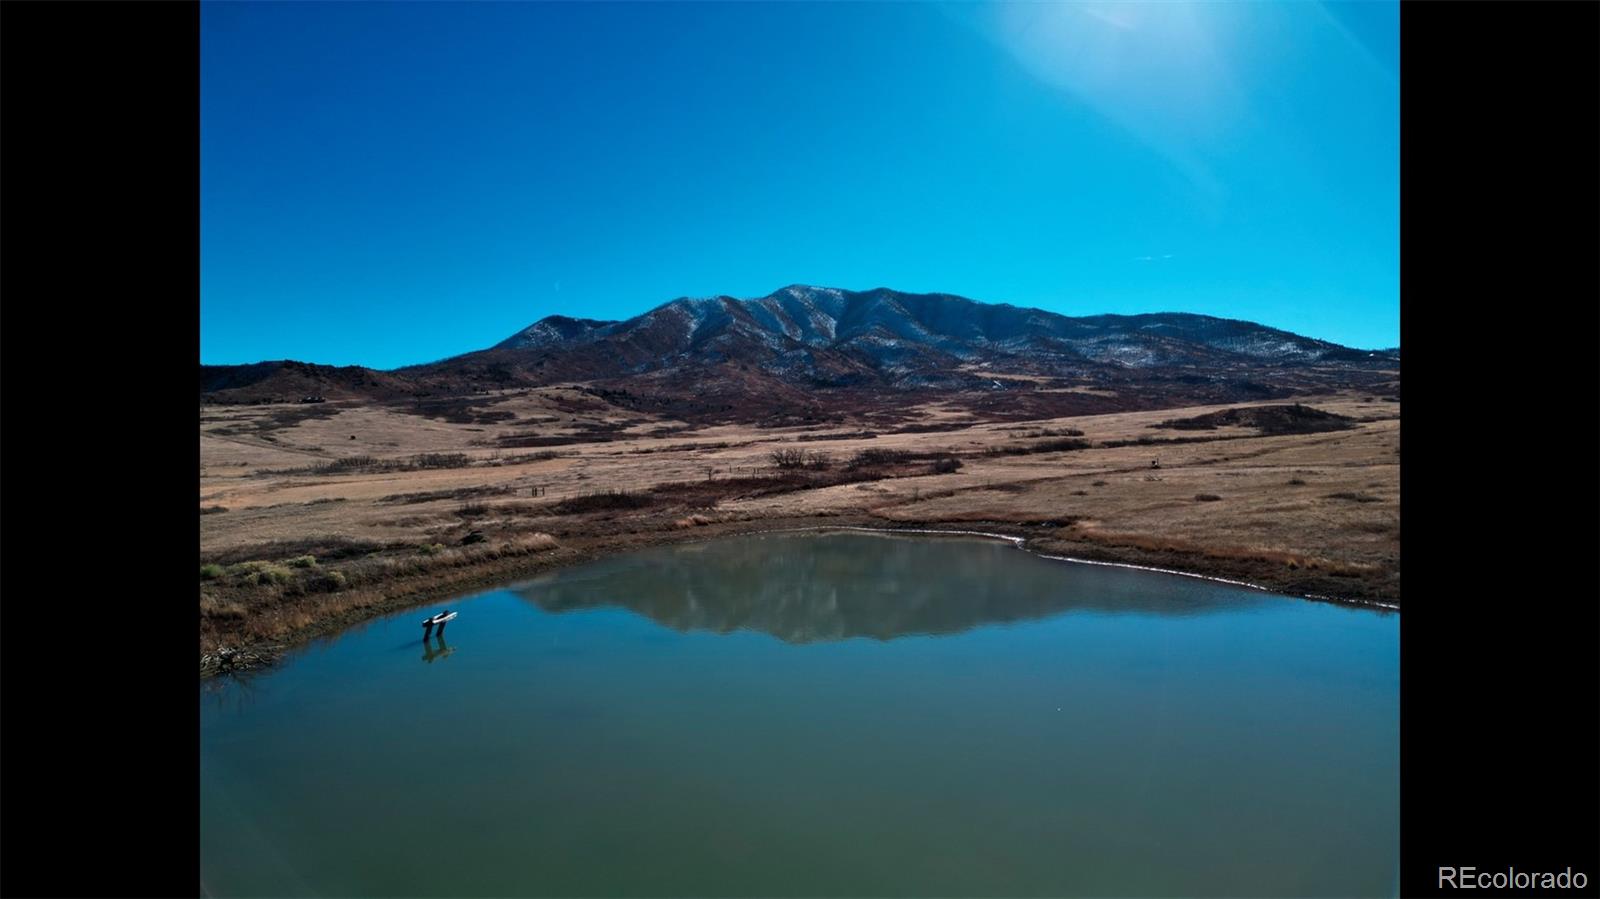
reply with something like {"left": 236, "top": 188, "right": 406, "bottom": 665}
{"left": 770, "top": 448, "right": 807, "bottom": 469}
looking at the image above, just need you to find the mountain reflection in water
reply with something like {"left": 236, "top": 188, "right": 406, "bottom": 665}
{"left": 513, "top": 531, "right": 1271, "bottom": 642}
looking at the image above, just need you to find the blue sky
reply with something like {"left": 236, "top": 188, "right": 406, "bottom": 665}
{"left": 201, "top": 1, "right": 1398, "bottom": 369}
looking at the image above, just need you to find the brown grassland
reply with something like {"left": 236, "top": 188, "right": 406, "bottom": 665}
{"left": 200, "top": 385, "right": 1399, "bottom": 673}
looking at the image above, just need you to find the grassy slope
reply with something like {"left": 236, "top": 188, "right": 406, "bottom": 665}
{"left": 200, "top": 389, "right": 1400, "bottom": 669}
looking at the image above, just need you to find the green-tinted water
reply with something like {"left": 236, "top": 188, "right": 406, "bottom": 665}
{"left": 201, "top": 531, "right": 1398, "bottom": 897}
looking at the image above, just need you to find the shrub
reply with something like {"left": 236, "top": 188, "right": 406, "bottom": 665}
{"left": 846, "top": 448, "right": 911, "bottom": 469}
{"left": 286, "top": 555, "right": 318, "bottom": 568}
{"left": 202, "top": 537, "right": 384, "bottom": 567}
{"left": 930, "top": 457, "right": 962, "bottom": 474}
{"left": 200, "top": 505, "right": 228, "bottom": 515}
{"left": 1032, "top": 438, "right": 1091, "bottom": 453}
{"left": 550, "top": 491, "right": 654, "bottom": 514}
{"left": 496, "top": 451, "right": 560, "bottom": 464}
{"left": 1195, "top": 494, "right": 1223, "bottom": 502}
{"left": 986, "top": 438, "right": 1091, "bottom": 456}
{"left": 289, "top": 452, "right": 476, "bottom": 476}
{"left": 244, "top": 565, "right": 293, "bottom": 586}
{"left": 1091, "top": 480, "right": 1108, "bottom": 487}
{"left": 770, "top": 448, "right": 807, "bottom": 469}
{"left": 314, "top": 455, "right": 378, "bottom": 474}
{"left": 199, "top": 563, "right": 224, "bottom": 581}
{"left": 199, "top": 596, "right": 246, "bottom": 619}
{"left": 309, "top": 570, "right": 348, "bottom": 592}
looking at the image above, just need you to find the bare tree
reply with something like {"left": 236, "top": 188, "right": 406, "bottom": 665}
{"left": 770, "top": 448, "right": 807, "bottom": 469}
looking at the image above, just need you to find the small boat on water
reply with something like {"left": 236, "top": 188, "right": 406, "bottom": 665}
{"left": 422, "top": 610, "right": 457, "bottom": 639}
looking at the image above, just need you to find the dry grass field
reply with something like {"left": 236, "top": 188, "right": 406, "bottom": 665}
{"left": 200, "top": 385, "right": 1399, "bottom": 669}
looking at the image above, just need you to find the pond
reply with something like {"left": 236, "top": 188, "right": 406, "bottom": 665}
{"left": 200, "top": 531, "right": 1398, "bottom": 897}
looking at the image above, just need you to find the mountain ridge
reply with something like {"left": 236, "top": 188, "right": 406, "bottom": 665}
{"left": 492, "top": 285, "right": 1392, "bottom": 363}
{"left": 201, "top": 285, "right": 1398, "bottom": 423}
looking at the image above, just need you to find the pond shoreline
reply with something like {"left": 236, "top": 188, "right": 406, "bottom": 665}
{"left": 200, "top": 514, "right": 1398, "bottom": 679}
{"left": 777, "top": 525, "right": 1402, "bottom": 613}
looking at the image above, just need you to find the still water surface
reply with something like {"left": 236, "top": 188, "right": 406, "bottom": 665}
{"left": 201, "top": 531, "right": 1398, "bottom": 897}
